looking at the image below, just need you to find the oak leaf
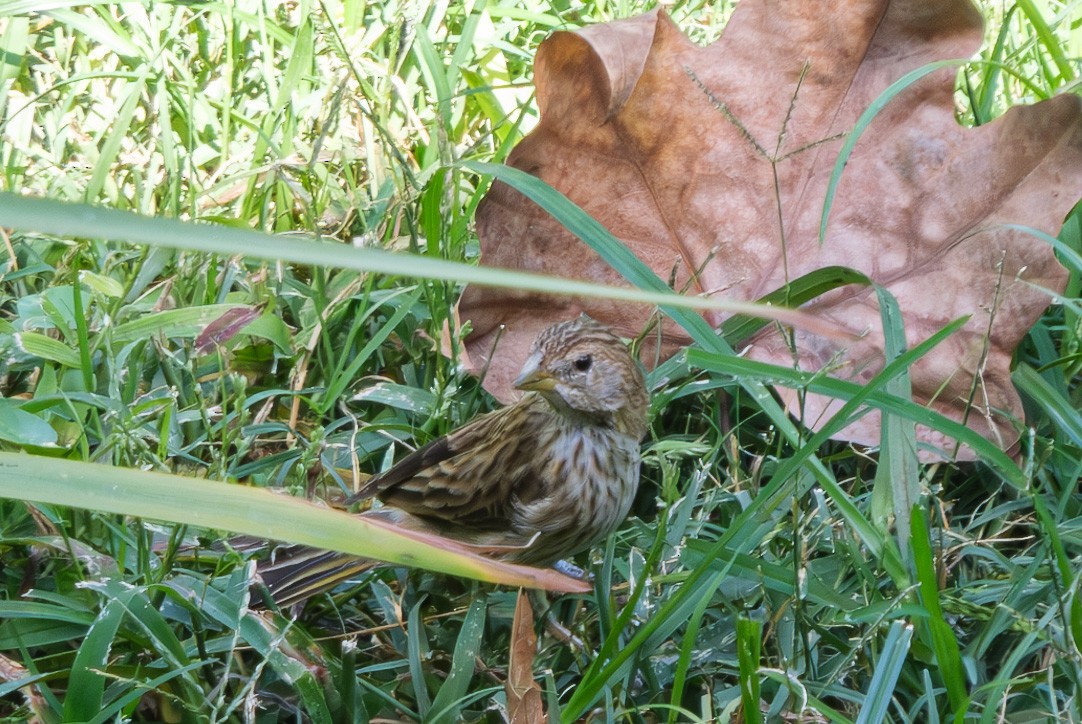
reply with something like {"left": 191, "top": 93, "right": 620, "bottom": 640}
{"left": 459, "top": 0, "right": 1082, "bottom": 459}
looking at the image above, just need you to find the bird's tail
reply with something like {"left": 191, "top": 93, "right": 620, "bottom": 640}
{"left": 255, "top": 546, "right": 378, "bottom": 609}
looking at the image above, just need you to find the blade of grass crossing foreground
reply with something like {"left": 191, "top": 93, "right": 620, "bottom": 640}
{"left": 0, "top": 193, "right": 809, "bottom": 318}
{"left": 0, "top": 452, "right": 589, "bottom": 591}
{"left": 910, "top": 506, "right": 969, "bottom": 719}
{"left": 855, "top": 621, "right": 914, "bottom": 724}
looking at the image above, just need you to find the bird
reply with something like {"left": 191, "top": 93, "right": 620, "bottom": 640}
{"left": 255, "top": 314, "right": 650, "bottom": 607}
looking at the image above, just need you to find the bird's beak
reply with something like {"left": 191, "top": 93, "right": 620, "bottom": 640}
{"left": 514, "top": 357, "right": 556, "bottom": 392}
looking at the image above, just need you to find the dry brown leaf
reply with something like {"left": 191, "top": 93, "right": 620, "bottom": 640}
{"left": 505, "top": 589, "right": 545, "bottom": 724}
{"left": 458, "top": 0, "right": 1082, "bottom": 459}
{"left": 0, "top": 651, "right": 49, "bottom": 722}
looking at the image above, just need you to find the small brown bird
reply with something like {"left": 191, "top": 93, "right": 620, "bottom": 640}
{"left": 257, "top": 315, "right": 649, "bottom": 607}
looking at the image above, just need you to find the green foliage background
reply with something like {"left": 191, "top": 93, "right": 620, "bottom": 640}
{"left": 0, "top": 0, "right": 1080, "bottom": 721}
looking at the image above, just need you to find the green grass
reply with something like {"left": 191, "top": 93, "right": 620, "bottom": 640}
{"left": 1, "top": 0, "right": 1081, "bottom": 721}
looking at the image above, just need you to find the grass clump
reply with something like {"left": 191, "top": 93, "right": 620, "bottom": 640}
{"left": 1, "top": 0, "right": 1081, "bottom": 722}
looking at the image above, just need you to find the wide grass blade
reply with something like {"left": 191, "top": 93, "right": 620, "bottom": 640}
{"left": 0, "top": 452, "right": 589, "bottom": 592}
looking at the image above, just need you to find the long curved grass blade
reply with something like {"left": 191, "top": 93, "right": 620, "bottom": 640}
{"left": 0, "top": 453, "right": 590, "bottom": 593}
{"left": 0, "top": 191, "right": 839, "bottom": 321}
{"left": 463, "top": 161, "right": 852, "bottom": 341}
{"left": 819, "top": 60, "right": 968, "bottom": 242}
{"left": 685, "top": 347, "right": 1024, "bottom": 487}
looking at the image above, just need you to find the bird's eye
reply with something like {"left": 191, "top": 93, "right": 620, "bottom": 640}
{"left": 573, "top": 354, "right": 592, "bottom": 372}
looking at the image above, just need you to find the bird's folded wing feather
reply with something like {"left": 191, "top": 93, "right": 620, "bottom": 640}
{"left": 346, "top": 396, "right": 552, "bottom": 530}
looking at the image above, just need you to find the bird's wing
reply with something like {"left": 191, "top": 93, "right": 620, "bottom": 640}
{"left": 347, "top": 396, "right": 552, "bottom": 530}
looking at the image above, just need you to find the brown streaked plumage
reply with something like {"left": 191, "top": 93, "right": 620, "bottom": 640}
{"left": 257, "top": 315, "right": 649, "bottom": 606}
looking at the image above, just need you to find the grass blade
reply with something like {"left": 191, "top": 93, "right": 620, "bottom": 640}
{"left": 855, "top": 620, "right": 913, "bottom": 724}
{"left": 910, "top": 506, "right": 969, "bottom": 717}
{"left": 427, "top": 595, "right": 487, "bottom": 722}
{"left": 736, "top": 616, "right": 763, "bottom": 724}
{"left": 0, "top": 192, "right": 830, "bottom": 320}
{"left": 62, "top": 582, "right": 134, "bottom": 721}
{"left": 686, "top": 344, "right": 1024, "bottom": 487}
{"left": 820, "top": 60, "right": 968, "bottom": 242}
{"left": 0, "top": 452, "right": 589, "bottom": 592}
{"left": 1013, "top": 362, "right": 1082, "bottom": 448}
{"left": 720, "top": 265, "right": 871, "bottom": 344}
{"left": 871, "top": 285, "right": 920, "bottom": 569}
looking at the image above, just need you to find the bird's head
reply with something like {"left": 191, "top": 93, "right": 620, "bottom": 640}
{"left": 513, "top": 315, "right": 648, "bottom": 438}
